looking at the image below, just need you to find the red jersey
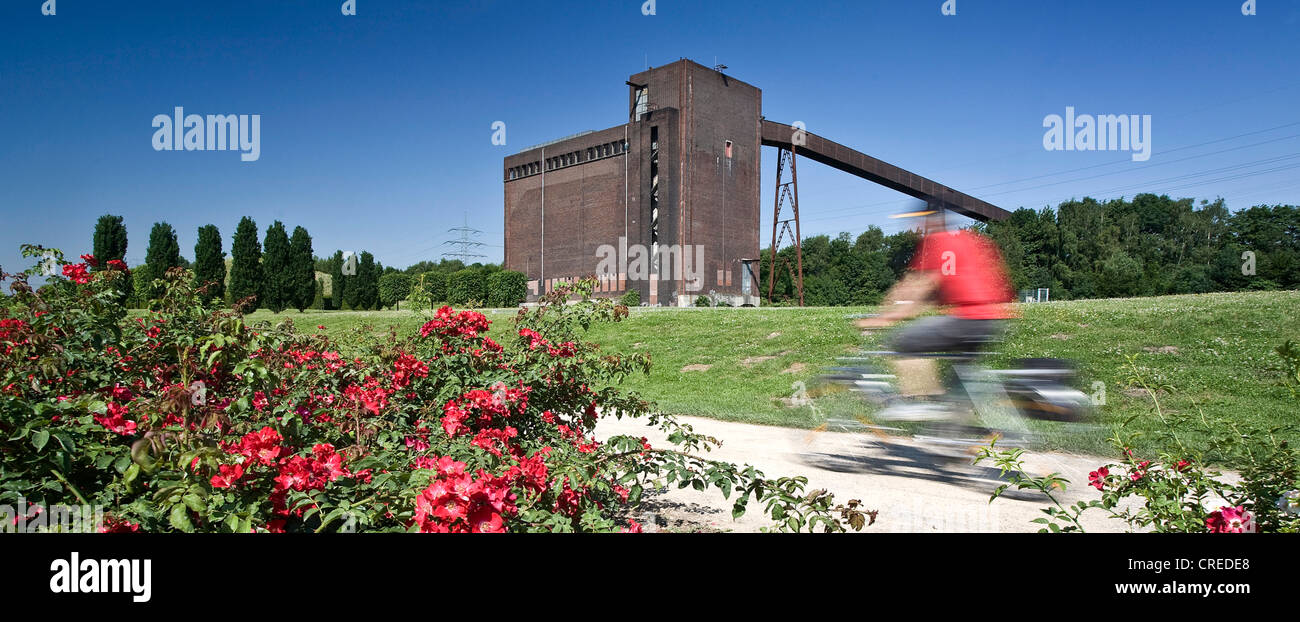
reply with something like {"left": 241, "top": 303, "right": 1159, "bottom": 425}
{"left": 910, "top": 229, "right": 1015, "bottom": 320}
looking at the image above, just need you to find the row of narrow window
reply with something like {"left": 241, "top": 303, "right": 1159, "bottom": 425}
{"left": 505, "top": 140, "right": 629, "bottom": 181}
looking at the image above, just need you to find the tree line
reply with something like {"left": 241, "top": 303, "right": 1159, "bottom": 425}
{"left": 763, "top": 195, "right": 1299, "bottom": 305}
{"left": 82, "top": 214, "right": 528, "bottom": 312}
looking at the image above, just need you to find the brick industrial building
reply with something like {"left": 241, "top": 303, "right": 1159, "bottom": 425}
{"left": 503, "top": 59, "right": 1007, "bottom": 306}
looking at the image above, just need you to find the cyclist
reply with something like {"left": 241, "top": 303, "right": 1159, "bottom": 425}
{"left": 855, "top": 207, "right": 1016, "bottom": 420}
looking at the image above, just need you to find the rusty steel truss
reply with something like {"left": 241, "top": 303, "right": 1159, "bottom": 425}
{"left": 766, "top": 147, "right": 804, "bottom": 306}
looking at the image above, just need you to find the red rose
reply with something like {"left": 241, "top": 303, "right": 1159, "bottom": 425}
{"left": 1088, "top": 466, "right": 1109, "bottom": 490}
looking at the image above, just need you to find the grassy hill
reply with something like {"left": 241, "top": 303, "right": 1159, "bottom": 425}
{"left": 244, "top": 290, "right": 1300, "bottom": 460}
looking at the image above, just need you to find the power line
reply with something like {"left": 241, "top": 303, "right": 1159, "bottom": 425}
{"left": 793, "top": 84, "right": 1300, "bottom": 200}
{"left": 966, "top": 121, "right": 1300, "bottom": 193}
{"left": 797, "top": 151, "right": 1300, "bottom": 234}
{"left": 978, "top": 134, "right": 1300, "bottom": 199}
{"left": 799, "top": 122, "right": 1300, "bottom": 223}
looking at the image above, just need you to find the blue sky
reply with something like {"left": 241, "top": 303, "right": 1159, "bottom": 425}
{"left": 2, "top": 0, "right": 1298, "bottom": 275}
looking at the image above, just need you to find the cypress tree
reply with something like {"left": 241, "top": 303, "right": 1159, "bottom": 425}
{"left": 289, "top": 226, "right": 315, "bottom": 312}
{"left": 193, "top": 224, "right": 226, "bottom": 305}
{"left": 261, "top": 221, "right": 291, "bottom": 313}
{"left": 92, "top": 214, "right": 130, "bottom": 304}
{"left": 355, "top": 251, "right": 377, "bottom": 310}
{"left": 144, "top": 222, "right": 181, "bottom": 299}
{"left": 92, "top": 214, "right": 128, "bottom": 267}
{"left": 313, "top": 277, "right": 326, "bottom": 310}
{"left": 229, "top": 217, "right": 263, "bottom": 310}
{"left": 343, "top": 252, "right": 364, "bottom": 310}
{"left": 329, "top": 250, "right": 346, "bottom": 310}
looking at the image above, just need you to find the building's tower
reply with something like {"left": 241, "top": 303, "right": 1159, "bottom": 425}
{"left": 503, "top": 59, "right": 762, "bottom": 306}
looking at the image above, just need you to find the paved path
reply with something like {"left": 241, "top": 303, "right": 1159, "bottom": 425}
{"left": 595, "top": 415, "right": 1133, "bottom": 533}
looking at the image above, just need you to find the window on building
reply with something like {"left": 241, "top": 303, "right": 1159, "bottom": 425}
{"left": 725, "top": 140, "right": 733, "bottom": 159}
{"left": 634, "top": 87, "right": 649, "bottom": 121}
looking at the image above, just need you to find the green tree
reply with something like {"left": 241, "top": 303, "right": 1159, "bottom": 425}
{"left": 92, "top": 214, "right": 128, "bottom": 267}
{"left": 447, "top": 269, "right": 486, "bottom": 306}
{"left": 229, "top": 217, "right": 263, "bottom": 310}
{"left": 425, "top": 271, "right": 448, "bottom": 303}
{"left": 289, "top": 226, "right": 315, "bottom": 311}
{"left": 261, "top": 221, "right": 292, "bottom": 313}
{"left": 486, "top": 270, "right": 528, "bottom": 308}
{"left": 328, "top": 251, "right": 347, "bottom": 310}
{"left": 92, "top": 214, "right": 130, "bottom": 304}
{"left": 144, "top": 222, "right": 182, "bottom": 299}
{"left": 378, "top": 272, "right": 412, "bottom": 310}
{"left": 355, "top": 251, "right": 379, "bottom": 310}
{"left": 193, "top": 224, "right": 226, "bottom": 305}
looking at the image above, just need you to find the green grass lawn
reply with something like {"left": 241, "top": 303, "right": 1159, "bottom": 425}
{"left": 243, "top": 291, "right": 1300, "bottom": 461}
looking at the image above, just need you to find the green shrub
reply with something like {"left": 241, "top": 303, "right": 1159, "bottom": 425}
{"left": 486, "top": 270, "right": 528, "bottom": 308}
{"left": 312, "top": 277, "right": 325, "bottom": 310}
{"left": 620, "top": 288, "right": 640, "bottom": 307}
{"left": 130, "top": 264, "right": 153, "bottom": 309}
{"left": 694, "top": 295, "right": 710, "bottom": 308}
{"left": 425, "top": 271, "right": 448, "bottom": 303}
{"left": 407, "top": 274, "right": 432, "bottom": 311}
{"left": 378, "top": 272, "right": 412, "bottom": 310}
{"left": 446, "top": 269, "right": 486, "bottom": 306}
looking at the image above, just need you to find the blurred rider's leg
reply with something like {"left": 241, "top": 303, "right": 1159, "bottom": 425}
{"left": 888, "top": 316, "right": 957, "bottom": 398}
{"left": 888, "top": 315, "right": 1004, "bottom": 397}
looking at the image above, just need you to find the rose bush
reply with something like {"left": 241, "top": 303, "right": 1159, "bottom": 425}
{"left": 1, "top": 245, "right": 873, "bottom": 533}
{"left": 978, "top": 355, "right": 1300, "bottom": 533}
